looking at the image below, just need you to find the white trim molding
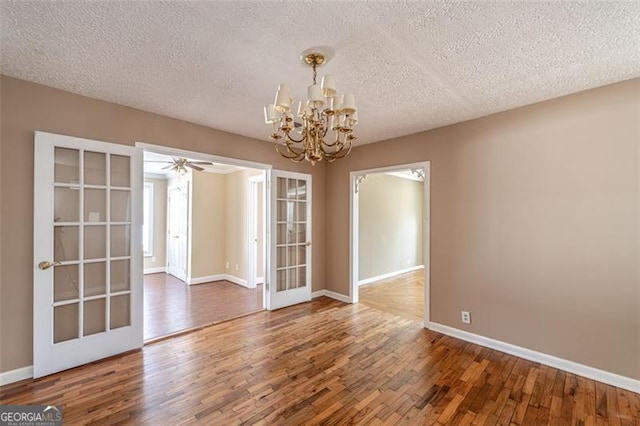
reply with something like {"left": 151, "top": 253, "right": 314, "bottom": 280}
{"left": 224, "top": 274, "right": 248, "bottom": 288}
{"left": 358, "top": 265, "right": 424, "bottom": 286}
{"left": 311, "top": 290, "right": 351, "bottom": 304}
{"left": 188, "top": 274, "right": 248, "bottom": 288}
{"left": 0, "top": 366, "right": 33, "bottom": 386}
{"left": 428, "top": 322, "right": 640, "bottom": 394}
{"left": 144, "top": 267, "right": 166, "bottom": 275}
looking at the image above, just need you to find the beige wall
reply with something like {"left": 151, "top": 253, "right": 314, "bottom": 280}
{"left": 0, "top": 75, "right": 326, "bottom": 373}
{"left": 224, "top": 169, "right": 264, "bottom": 281}
{"left": 358, "top": 174, "right": 423, "bottom": 280}
{"left": 190, "top": 171, "right": 226, "bottom": 278}
{"left": 143, "top": 177, "right": 167, "bottom": 271}
{"left": 326, "top": 79, "right": 640, "bottom": 379}
{"left": 1, "top": 74, "right": 637, "bottom": 382}
{"left": 163, "top": 168, "right": 263, "bottom": 282}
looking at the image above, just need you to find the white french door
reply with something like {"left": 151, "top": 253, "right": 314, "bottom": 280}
{"left": 166, "top": 183, "right": 189, "bottom": 282}
{"left": 267, "top": 170, "right": 312, "bottom": 310}
{"left": 33, "top": 131, "right": 143, "bottom": 378}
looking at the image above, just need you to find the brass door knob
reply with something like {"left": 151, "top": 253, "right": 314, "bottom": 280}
{"left": 38, "top": 261, "right": 61, "bottom": 270}
{"left": 305, "top": 241, "right": 312, "bottom": 247}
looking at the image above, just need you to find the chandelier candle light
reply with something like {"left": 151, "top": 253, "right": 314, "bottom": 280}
{"left": 264, "top": 48, "right": 357, "bottom": 165}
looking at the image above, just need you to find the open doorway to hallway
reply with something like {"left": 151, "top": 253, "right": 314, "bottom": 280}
{"left": 142, "top": 149, "right": 266, "bottom": 340}
{"left": 350, "top": 163, "right": 430, "bottom": 325}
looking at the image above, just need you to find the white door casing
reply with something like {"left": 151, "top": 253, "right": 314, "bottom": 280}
{"left": 33, "top": 131, "right": 143, "bottom": 378}
{"left": 349, "top": 162, "right": 431, "bottom": 326}
{"left": 247, "top": 174, "right": 265, "bottom": 289}
{"left": 166, "top": 183, "right": 189, "bottom": 282}
{"left": 267, "top": 170, "right": 312, "bottom": 310}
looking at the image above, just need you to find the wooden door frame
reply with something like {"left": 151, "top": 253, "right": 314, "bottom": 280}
{"left": 349, "top": 161, "right": 431, "bottom": 327}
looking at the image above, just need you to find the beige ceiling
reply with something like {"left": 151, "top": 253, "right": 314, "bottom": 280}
{"left": 1, "top": 1, "right": 638, "bottom": 146}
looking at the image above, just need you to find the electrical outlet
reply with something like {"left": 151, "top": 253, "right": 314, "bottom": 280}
{"left": 461, "top": 311, "right": 471, "bottom": 324}
{"left": 226, "top": 262, "right": 229, "bottom": 269}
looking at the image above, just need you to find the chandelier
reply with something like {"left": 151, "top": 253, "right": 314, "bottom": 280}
{"left": 264, "top": 48, "right": 357, "bottom": 165}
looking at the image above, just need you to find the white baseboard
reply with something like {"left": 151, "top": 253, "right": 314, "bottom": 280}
{"left": 0, "top": 365, "right": 33, "bottom": 386}
{"left": 224, "top": 274, "right": 248, "bottom": 288}
{"left": 256, "top": 276, "right": 264, "bottom": 285}
{"left": 359, "top": 265, "right": 424, "bottom": 286}
{"left": 311, "top": 289, "right": 351, "bottom": 304}
{"left": 189, "top": 274, "right": 249, "bottom": 288}
{"left": 144, "top": 267, "right": 166, "bottom": 275}
{"left": 428, "top": 322, "right": 640, "bottom": 394}
{"left": 188, "top": 274, "right": 226, "bottom": 285}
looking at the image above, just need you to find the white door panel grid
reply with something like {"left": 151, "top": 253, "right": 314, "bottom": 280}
{"left": 34, "top": 131, "right": 143, "bottom": 378}
{"left": 268, "top": 170, "right": 312, "bottom": 310}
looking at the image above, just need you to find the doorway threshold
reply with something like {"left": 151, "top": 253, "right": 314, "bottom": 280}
{"left": 143, "top": 308, "right": 264, "bottom": 346}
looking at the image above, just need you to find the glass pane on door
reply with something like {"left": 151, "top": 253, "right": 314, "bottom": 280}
{"left": 54, "top": 148, "right": 80, "bottom": 184}
{"left": 54, "top": 265, "right": 79, "bottom": 302}
{"left": 84, "top": 189, "right": 106, "bottom": 222}
{"left": 111, "top": 295, "right": 130, "bottom": 329}
{"left": 275, "top": 176, "right": 307, "bottom": 292}
{"left": 84, "top": 262, "right": 106, "bottom": 297}
{"left": 85, "top": 151, "right": 107, "bottom": 186}
{"left": 110, "top": 155, "right": 130, "bottom": 187}
{"left": 54, "top": 187, "right": 79, "bottom": 222}
{"left": 54, "top": 304, "right": 79, "bottom": 343}
{"left": 84, "top": 299, "right": 106, "bottom": 336}
{"left": 54, "top": 226, "right": 79, "bottom": 262}
{"left": 52, "top": 151, "right": 133, "bottom": 341}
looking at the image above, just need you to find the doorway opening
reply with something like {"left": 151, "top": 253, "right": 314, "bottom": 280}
{"left": 139, "top": 143, "right": 269, "bottom": 341}
{"left": 350, "top": 162, "right": 430, "bottom": 326}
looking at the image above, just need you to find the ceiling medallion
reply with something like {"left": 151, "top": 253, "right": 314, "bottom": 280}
{"left": 264, "top": 48, "right": 357, "bottom": 165}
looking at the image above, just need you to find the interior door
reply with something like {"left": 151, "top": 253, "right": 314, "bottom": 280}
{"left": 33, "top": 131, "right": 143, "bottom": 378}
{"left": 166, "top": 183, "right": 188, "bottom": 282}
{"left": 267, "top": 170, "right": 312, "bottom": 310}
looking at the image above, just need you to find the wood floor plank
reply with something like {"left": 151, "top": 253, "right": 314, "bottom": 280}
{"left": 144, "top": 273, "right": 263, "bottom": 340}
{"left": 2, "top": 290, "right": 638, "bottom": 424}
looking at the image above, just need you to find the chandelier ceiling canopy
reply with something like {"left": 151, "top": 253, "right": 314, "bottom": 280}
{"left": 264, "top": 47, "right": 357, "bottom": 165}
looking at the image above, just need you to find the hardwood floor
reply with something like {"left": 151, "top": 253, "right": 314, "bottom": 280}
{"left": 359, "top": 270, "right": 424, "bottom": 322}
{"left": 144, "top": 273, "right": 263, "bottom": 340}
{"left": 2, "top": 298, "right": 638, "bottom": 425}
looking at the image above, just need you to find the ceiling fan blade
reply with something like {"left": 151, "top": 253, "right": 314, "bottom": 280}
{"left": 144, "top": 160, "right": 173, "bottom": 163}
{"left": 187, "top": 163, "right": 205, "bottom": 171}
{"left": 162, "top": 164, "right": 174, "bottom": 170}
{"left": 188, "top": 161, "right": 214, "bottom": 166}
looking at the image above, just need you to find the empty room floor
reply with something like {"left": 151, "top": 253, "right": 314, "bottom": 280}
{"left": 359, "top": 269, "right": 424, "bottom": 322}
{"left": 144, "top": 273, "right": 263, "bottom": 340}
{"left": 2, "top": 298, "right": 638, "bottom": 424}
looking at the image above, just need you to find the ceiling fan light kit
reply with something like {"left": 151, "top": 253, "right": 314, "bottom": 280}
{"left": 147, "top": 157, "right": 213, "bottom": 175}
{"left": 264, "top": 47, "right": 357, "bottom": 165}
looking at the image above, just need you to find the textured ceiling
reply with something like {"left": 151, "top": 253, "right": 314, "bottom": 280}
{"left": 1, "top": 2, "right": 639, "bottom": 146}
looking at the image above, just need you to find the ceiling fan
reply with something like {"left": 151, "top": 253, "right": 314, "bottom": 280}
{"left": 144, "top": 157, "right": 213, "bottom": 175}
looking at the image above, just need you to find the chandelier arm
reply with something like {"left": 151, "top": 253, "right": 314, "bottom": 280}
{"left": 324, "top": 139, "right": 353, "bottom": 161}
{"left": 273, "top": 141, "right": 305, "bottom": 161}
{"left": 320, "top": 131, "right": 345, "bottom": 148}
{"left": 280, "top": 136, "right": 306, "bottom": 156}
{"left": 283, "top": 131, "right": 306, "bottom": 144}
